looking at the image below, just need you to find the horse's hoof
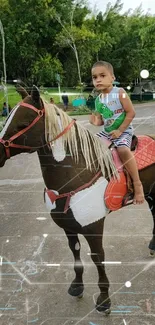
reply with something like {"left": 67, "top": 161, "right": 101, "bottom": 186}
{"left": 77, "top": 293, "right": 83, "bottom": 299}
{"left": 148, "top": 241, "right": 155, "bottom": 252}
{"left": 149, "top": 250, "right": 155, "bottom": 257}
{"left": 96, "top": 303, "right": 111, "bottom": 315}
{"left": 96, "top": 308, "right": 111, "bottom": 316}
{"left": 104, "top": 308, "right": 111, "bottom": 316}
{"left": 68, "top": 284, "right": 84, "bottom": 297}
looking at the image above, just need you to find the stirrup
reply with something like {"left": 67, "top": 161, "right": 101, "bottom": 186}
{"left": 122, "top": 192, "right": 134, "bottom": 207}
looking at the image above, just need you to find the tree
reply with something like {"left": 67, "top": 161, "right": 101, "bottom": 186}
{"left": 0, "top": 0, "right": 155, "bottom": 88}
{"left": 54, "top": 1, "right": 90, "bottom": 86}
{"left": 31, "top": 53, "right": 63, "bottom": 85}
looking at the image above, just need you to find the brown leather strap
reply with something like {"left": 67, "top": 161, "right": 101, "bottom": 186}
{"left": 0, "top": 101, "right": 76, "bottom": 159}
{"left": 46, "top": 171, "right": 101, "bottom": 213}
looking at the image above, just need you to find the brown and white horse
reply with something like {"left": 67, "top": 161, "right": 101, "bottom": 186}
{"left": 0, "top": 85, "right": 155, "bottom": 314}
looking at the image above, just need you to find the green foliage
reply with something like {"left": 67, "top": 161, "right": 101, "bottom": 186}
{"left": 31, "top": 54, "right": 63, "bottom": 85}
{"left": 0, "top": 0, "right": 155, "bottom": 88}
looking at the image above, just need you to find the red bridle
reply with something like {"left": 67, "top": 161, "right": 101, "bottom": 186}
{"left": 0, "top": 101, "right": 76, "bottom": 159}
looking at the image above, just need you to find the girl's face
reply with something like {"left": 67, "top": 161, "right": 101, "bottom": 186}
{"left": 92, "top": 66, "right": 115, "bottom": 91}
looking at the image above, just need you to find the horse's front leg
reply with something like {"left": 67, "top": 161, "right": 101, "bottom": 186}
{"left": 146, "top": 196, "right": 155, "bottom": 256}
{"left": 64, "top": 230, "right": 84, "bottom": 297}
{"left": 84, "top": 219, "right": 111, "bottom": 314}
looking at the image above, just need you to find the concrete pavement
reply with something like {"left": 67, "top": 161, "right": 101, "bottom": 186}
{"left": 0, "top": 102, "right": 155, "bottom": 324}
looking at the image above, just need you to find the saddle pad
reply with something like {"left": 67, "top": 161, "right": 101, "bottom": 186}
{"left": 105, "top": 172, "right": 127, "bottom": 211}
{"left": 104, "top": 136, "right": 155, "bottom": 211}
{"left": 134, "top": 135, "right": 155, "bottom": 170}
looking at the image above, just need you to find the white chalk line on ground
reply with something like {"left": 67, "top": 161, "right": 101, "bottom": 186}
{"left": 0, "top": 178, "right": 43, "bottom": 186}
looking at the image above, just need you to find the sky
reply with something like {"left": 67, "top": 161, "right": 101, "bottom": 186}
{"left": 89, "top": 0, "right": 155, "bottom": 14}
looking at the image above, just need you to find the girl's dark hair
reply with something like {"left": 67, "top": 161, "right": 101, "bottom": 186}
{"left": 92, "top": 61, "right": 114, "bottom": 74}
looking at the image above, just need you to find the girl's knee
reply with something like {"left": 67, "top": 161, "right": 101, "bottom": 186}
{"left": 117, "top": 146, "right": 130, "bottom": 154}
{"left": 117, "top": 146, "right": 131, "bottom": 159}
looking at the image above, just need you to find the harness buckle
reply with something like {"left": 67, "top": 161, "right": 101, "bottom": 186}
{"left": 4, "top": 140, "right": 11, "bottom": 148}
{"left": 70, "top": 191, "right": 76, "bottom": 197}
{"left": 38, "top": 110, "right": 44, "bottom": 117}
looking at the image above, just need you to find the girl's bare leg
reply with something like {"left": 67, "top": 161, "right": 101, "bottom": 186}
{"left": 117, "top": 147, "right": 144, "bottom": 204}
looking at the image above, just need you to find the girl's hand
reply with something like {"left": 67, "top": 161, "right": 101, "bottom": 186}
{"left": 109, "top": 129, "right": 122, "bottom": 139}
{"left": 90, "top": 113, "right": 104, "bottom": 126}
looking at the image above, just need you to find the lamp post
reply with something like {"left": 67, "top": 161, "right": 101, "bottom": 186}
{"left": 55, "top": 73, "right": 62, "bottom": 103}
{"left": 139, "top": 69, "right": 150, "bottom": 101}
{"left": 140, "top": 69, "right": 149, "bottom": 79}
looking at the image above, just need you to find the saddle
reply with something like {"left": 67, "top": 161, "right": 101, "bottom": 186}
{"left": 104, "top": 135, "right": 155, "bottom": 211}
{"left": 45, "top": 135, "right": 155, "bottom": 214}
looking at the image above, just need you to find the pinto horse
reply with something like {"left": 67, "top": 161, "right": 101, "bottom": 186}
{"left": 0, "top": 85, "right": 155, "bottom": 314}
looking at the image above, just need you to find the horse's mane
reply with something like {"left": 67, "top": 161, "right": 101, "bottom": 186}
{"left": 44, "top": 101, "right": 118, "bottom": 179}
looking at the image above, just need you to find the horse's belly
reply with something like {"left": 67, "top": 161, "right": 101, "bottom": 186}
{"left": 70, "top": 177, "right": 108, "bottom": 227}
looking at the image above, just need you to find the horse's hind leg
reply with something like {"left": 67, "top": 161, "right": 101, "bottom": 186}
{"left": 146, "top": 196, "right": 155, "bottom": 256}
{"left": 84, "top": 219, "right": 111, "bottom": 314}
{"left": 64, "top": 230, "right": 84, "bottom": 297}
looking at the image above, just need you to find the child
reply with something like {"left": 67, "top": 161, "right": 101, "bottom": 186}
{"left": 50, "top": 97, "right": 54, "bottom": 104}
{"left": 61, "top": 91, "right": 69, "bottom": 111}
{"left": 2, "top": 102, "right": 7, "bottom": 116}
{"left": 90, "top": 61, "right": 144, "bottom": 204}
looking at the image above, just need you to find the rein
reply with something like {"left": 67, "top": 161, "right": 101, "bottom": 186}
{"left": 0, "top": 101, "right": 76, "bottom": 159}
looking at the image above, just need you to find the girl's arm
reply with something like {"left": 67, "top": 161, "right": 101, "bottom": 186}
{"left": 118, "top": 88, "right": 135, "bottom": 133}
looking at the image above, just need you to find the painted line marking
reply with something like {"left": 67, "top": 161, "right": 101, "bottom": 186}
{"left": 111, "top": 311, "right": 131, "bottom": 313}
{"left": 117, "top": 305, "right": 140, "bottom": 309}
{"left": 1, "top": 261, "right": 16, "bottom": 265}
{"left": 0, "top": 178, "right": 43, "bottom": 186}
{"left": 101, "top": 261, "right": 122, "bottom": 264}
{"left": 0, "top": 307, "right": 16, "bottom": 310}
{"left": 46, "top": 264, "right": 60, "bottom": 266}
{"left": 27, "top": 318, "right": 39, "bottom": 323}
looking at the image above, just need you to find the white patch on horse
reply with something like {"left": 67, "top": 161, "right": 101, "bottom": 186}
{"left": 70, "top": 177, "right": 108, "bottom": 227}
{"left": 44, "top": 190, "right": 58, "bottom": 211}
{"left": 52, "top": 116, "right": 66, "bottom": 162}
{"left": 0, "top": 104, "right": 20, "bottom": 138}
{"left": 75, "top": 242, "right": 80, "bottom": 250}
{"left": 45, "top": 177, "right": 108, "bottom": 227}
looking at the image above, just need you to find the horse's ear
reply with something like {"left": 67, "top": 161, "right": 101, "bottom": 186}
{"left": 18, "top": 81, "right": 31, "bottom": 94}
{"left": 15, "top": 84, "right": 29, "bottom": 99}
{"left": 31, "top": 85, "right": 40, "bottom": 103}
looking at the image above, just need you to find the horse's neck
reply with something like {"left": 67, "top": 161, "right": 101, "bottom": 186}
{"left": 37, "top": 147, "right": 94, "bottom": 192}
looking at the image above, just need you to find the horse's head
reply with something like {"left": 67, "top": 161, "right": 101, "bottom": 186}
{"left": 0, "top": 85, "right": 45, "bottom": 167}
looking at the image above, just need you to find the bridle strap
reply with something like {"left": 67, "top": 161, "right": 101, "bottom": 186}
{"left": 52, "top": 119, "right": 76, "bottom": 142}
{"left": 0, "top": 101, "right": 45, "bottom": 158}
{"left": 10, "top": 112, "right": 44, "bottom": 143}
{"left": 20, "top": 102, "right": 43, "bottom": 112}
{"left": 0, "top": 101, "right": 76, "bottom": 159}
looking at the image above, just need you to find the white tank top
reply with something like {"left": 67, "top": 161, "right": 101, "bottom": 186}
{"left": 98, "top": 87, "right": 132, "bottom": 132}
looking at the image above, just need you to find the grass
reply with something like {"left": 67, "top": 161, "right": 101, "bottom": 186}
{"left": 0, "top": 85, "right": 91, "bottom": 130}
{"left": 0, "top": 85, "right": 21, "bottom": 109}
{"left": 42, "top": 87, "right": 89, "bottom": 104}
{"left": 0, "top": 85, "right": 90, "bottom": 113}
